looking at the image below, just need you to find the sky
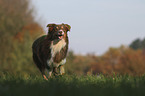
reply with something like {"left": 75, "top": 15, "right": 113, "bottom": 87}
{"left": 31, "top": 0, "right": 145, "bottom": 55}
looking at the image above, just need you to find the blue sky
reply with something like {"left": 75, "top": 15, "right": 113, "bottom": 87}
{"left": 31, "top": 0, "right": 145, "bottom": 55}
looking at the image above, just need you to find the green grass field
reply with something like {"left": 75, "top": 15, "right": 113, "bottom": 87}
{"left": 0, "top": 73, "right": 145, "bottom": 96}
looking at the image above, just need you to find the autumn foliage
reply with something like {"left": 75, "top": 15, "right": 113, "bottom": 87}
{"left": 0, "top": 0, "right": 44, "bottom": 75}
{"left": 66, "top": 46, "right": 145, "bottom": 76}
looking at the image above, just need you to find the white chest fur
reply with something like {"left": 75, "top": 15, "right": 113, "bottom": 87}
{"left": 50, "top": 39, "right": 66, "bottom": 57}
{"left": 47, "top": 39, "right": 66, "bottom": 67}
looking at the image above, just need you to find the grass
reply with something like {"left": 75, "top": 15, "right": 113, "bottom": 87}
{"left": 0, "top": 73, "right": 145, "bottom": 96}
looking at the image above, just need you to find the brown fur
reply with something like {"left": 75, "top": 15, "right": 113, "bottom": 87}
{"left": 32, "top": 23, "right": 71, "bottom": 80}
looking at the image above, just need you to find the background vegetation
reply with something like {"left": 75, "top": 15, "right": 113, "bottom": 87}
{"left": 0, "top": 0, "right": 43, "bottom": 75}
{"left": 0, "top": 0, "right": 145, "bottom": 76}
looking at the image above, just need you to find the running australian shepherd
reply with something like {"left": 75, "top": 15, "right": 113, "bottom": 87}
{"left": 32, "top": 23, "right": 71, "bottom": 80}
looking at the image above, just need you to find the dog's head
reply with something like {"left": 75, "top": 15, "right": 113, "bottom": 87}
{"left": 47, "top": 23, "right": 71, "bottom": 40}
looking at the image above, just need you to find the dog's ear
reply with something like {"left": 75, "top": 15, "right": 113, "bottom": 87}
{"left": 47, "top": 24, "right": 56, "bottom": 32}
{"left": 65, "top": 24, "right": 71, "bottom": 32}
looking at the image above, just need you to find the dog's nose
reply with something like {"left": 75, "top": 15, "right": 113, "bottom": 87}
{"left": 58, "top": 30, "right": 64, "bottom": 35}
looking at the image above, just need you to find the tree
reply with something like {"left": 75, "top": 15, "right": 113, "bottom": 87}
{"left": 129, "top": 38, "right": 145, "bottom": 50}
{"left": 141, "top": 38, "right": 145, "bottom": 49}
{"left": 0, "top": 0, "right": 44, "bottom": 74}
{"left": 129, "top": 38, "right": 141, "bottom": 50}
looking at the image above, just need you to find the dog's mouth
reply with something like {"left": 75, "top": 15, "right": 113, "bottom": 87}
{"left": 58, "top": 34, "right": 64, "bottom": 39}
{"left": 57, "top": 31, "right": 64, "bottom": 39}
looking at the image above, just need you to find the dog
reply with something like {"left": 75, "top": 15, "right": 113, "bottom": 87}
{"left": 32, "top": 23, "right": 71, "bottom": 80}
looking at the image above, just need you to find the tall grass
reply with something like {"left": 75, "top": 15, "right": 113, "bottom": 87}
{"left": 0, "top": 73, "right": 145, "bottom": 96}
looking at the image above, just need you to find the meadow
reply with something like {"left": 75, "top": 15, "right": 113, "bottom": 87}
{"left": 0, "top": 73, "right": 145, "bottom": 96}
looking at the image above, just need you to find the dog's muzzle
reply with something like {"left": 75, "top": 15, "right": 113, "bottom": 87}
{"left": 58, "top": 30, "right": 64, "bottom": 39}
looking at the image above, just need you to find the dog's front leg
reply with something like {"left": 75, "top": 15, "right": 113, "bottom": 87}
{"left": 42, "top": 69, "right": 52, "bottom": 80}
{"left": 58, "top": 65, "right": 65, "bottom": 75}
{"left": 53, "top": 67, "right": 59, "bottom": 76}
{"left": 45, "top": 68, "right": 53, "bottom": 79}
{"left": 43, "top": 74, "right": 48, "bottom": 80}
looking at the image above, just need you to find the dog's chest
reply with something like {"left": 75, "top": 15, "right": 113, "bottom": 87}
{"left": 50, "top": 39, "right": 66, "bottom": 57}
{"left": 47, "top": 39, "right": 66, "bottom": 67}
